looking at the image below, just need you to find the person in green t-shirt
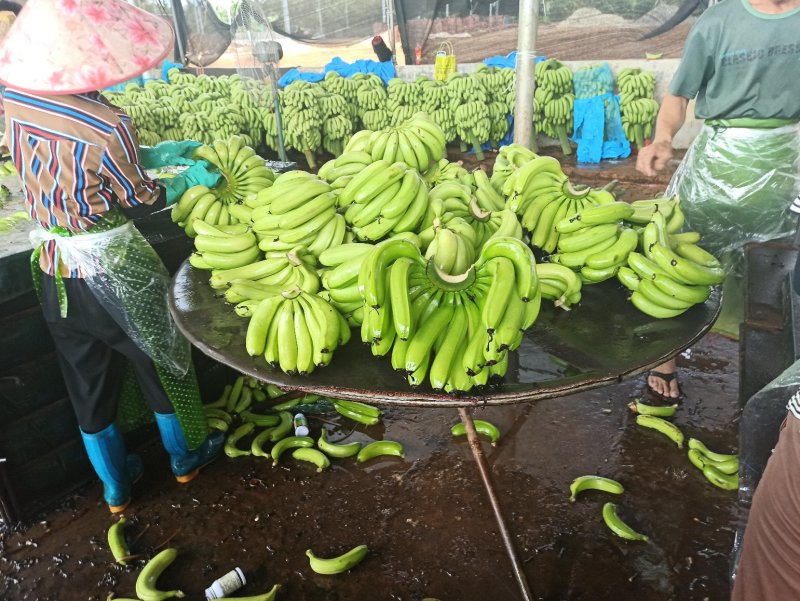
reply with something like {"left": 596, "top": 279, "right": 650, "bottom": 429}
{"left": 637, "top": 0, "right": 800, "bottom": 401}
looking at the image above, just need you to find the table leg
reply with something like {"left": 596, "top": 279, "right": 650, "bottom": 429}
{"left": 458, "top": 407, "right": 533, "bottom": 601}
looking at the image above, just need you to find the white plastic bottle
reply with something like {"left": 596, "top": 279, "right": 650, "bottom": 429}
{"left": 205, "top": 567, "right": 246, "bottom": 600}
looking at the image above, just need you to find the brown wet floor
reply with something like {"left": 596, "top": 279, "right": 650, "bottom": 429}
{"left": 0, "top": 152, "right": 739, "bottom": 601}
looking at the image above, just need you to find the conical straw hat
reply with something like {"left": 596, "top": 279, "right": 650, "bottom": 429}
{"left": 0, "top": 0, "right": 174, "bottom": 95}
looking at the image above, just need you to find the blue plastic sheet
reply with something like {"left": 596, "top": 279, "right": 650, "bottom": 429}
{"left": 279, "top": 58, "right": 395, "bottom": 88}
{"left": 278, "top": 68, "right": 326, "bottom": 87}
{"left": 483, "top": 51, "right": 547, "bottom": 70}
{"left": 324, "top": 57, "right": 395, "bottom": 84}
{"left": 572, "top": 93, "right": 630, "bottom": 164}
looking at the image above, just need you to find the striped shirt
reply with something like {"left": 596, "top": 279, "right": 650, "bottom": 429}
{"left": 788, "top": 391, "right": 800, "bottom": 420}
{"left": 2, "top": 89, "right": 161, "bottom": 276}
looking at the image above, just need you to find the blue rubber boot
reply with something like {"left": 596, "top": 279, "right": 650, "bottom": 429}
{"left": 154, "top": 412, "right": 224, "bottom": 483}
{"left": 80, "top": 424, "right": 143, "bottom": 513}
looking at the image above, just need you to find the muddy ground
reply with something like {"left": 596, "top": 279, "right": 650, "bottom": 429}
{"left": 0, "top": 152, "right": 739, "bottom": 601}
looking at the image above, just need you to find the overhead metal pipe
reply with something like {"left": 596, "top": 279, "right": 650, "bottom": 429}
{"left": 512, "top": 0, "right": 540, "bottom": 149}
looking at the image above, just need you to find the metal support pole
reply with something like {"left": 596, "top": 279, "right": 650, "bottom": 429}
{"left": 513, "top": 0, "right": 540, "bottom": 149}
{"left": 458, "top": 407, "right": 533, "bottom": 601}
{"left": 386, "top": 0, "right": 397, "bottom": 65}
{"left": 266, "top": 65, "right": 288, "bottom": 162}
{"left": 170, "top": 0, "right": 187, "bottom": 63}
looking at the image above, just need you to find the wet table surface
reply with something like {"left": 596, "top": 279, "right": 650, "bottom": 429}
{"left": 169, "top": 260, "right": 721, "bottom": 407}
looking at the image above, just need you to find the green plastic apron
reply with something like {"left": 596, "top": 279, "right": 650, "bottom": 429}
{"left": 29, "top": 210, "right": 208, "bottom": 449}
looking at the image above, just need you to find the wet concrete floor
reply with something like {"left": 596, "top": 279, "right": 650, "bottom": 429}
{"left": 0, "top": 333, "right": 739, "bottom": 601}
{"left": 0, "top": 151, "right": 737, "bottom": 600}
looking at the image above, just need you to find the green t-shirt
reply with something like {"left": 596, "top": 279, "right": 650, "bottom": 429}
{"left": 669, "top": 0, "right": 800, "bottom": 119}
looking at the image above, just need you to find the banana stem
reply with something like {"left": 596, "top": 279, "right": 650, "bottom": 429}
{"left": 459, "top": 140, "right": 468, "bottom": 154}
{"left": 469, "top": 130, "right": 485, "bottom": 161}
{"left": 634, "top": 124, "right": 645, "bottom": 152}
{"left": 554, "top": 125, "right": 572, "bottom": 156}
{"left": 303, "top": 148, "right": 317, "bottom": 170}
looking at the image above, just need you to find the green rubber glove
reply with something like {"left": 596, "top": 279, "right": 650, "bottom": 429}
{"left": 161, "top": 176, "right": 188, "bottom": 207}
{"left": 139, "top": 140, "right": 202, "bottom": 169}
{"left": 183, "top": 160, "right": 222, "bottom": 189}
{"left": 160, "top": 160, "right": 221, "bottom": 207}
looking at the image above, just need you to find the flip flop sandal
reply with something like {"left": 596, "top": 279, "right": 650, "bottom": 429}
{"left": 647, "top": 370, "right": 682, "bottom": 402}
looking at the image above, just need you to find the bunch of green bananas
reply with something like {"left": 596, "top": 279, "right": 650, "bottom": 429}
{"left": 360, "top": 112, "right": 446, "bottom": 173}
{"left": 549, "top": 202, "right": 638, "bottom": 283}
{"left": 503, "top": 155, "right": 617, "bottom": 253}
{"left": 280, "top": 81, "right": 324, "bottom": 169}
{"left": 454, "top": 101, "right": 491, "bottom": 160}
{"left": 420, "top": 78, "right": 450, "bottom": 112}
{"left": 361, "top": 108, "right": 391, "bottom": 131}
{"left": 337, "top": 160, "right": 428, "bottom": 241}
{"left": 536, "top": 262, "right": 583, "bottom": 310}
{"left": 533, "top": 60, "right": 574, "bottom": 156}
{"left": 318, "top": 242, "right": 378, "bottom": 326}
{"left": 192, "top": 135, "right": 275, "bottom": 205}
{"left": 321, "top": 71, "right": 360, "bottom": 123}
{"left": 318, "top": 91, "right": 354, "bottom": 157}
{"left": 0, "top": 160, "right": 17, "bottom": 177}
{"left": 318, "top": 149, "right": 372, "bottom": 192}
{"left": 358, "top": 236, "right": 540, "bottom": 392}
{"left": 490, "top": 144, "right": 539, "bottom": 194}
{"left": 106, "top": 70, "right": 271, "bottom": 148}
{"left": 390, "top": 105, "right": 417, "bottom": 127}
{"left": 188, "top": 221, "right": 262, "bottom": 271}
{"left": 218, "top": 252, "right": 321, "bottom": 308}
{"left": 387, "top": 78, "right": 424, "bottom": 112}
{"left": 431, "top": 108, "right": 457, "bottom": 143}
{"left": 618, "top": 68, "right": 659, "bottom": 149}
{"left": 244, "top": 287, "right": 350, "bottom": 375}
{"left": 620, "top": 211, "right": 723, "bottom": 319}
{"left": 208, "top": 246, "right": 318, "bottom": 299}
{"left": 421, "top": 158, "right": 473, "bottom": 189}
{"left": 245, "top": 171, "right": 347, "bottom": 258}
{"left": 686, "top": 438, "right": 739, "bottom": 490}
{"left": 487, "top": 101, "right": 510, "bottom": 150}
{"left": 171, "top": 185, "right": 238, "bottom": 237}
{"left": 423, "top": 219, "right": 476, "bottom": 275}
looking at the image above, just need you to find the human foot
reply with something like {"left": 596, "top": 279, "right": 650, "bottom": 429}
{"left": 647, "top": 359, "right": 680, "bottom": 399}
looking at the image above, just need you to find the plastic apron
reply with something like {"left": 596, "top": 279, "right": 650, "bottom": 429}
{"left": 30, "top": 211, "right": 208, "bottom": 449}
{"left": 666, "top": 119, "right": 800, "bottom": 338}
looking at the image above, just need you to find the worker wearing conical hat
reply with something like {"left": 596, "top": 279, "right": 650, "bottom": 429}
{"left": 0, "top": 0, "right": 226, "bottom": 514}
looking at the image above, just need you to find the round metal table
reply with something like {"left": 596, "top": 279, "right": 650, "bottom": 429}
{"left": 169, "top": 260, "right": 721, "bottom": 600}
{"left": 170, "top": 261, "right": 721, "bottom": 406}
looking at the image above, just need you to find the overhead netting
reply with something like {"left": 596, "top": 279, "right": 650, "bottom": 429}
{"left": 132, "top": 0, "right": 699, "bottom": 67}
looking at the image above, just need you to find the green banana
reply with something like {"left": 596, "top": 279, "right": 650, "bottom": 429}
{"left": 225, "top": 422, "right": 255, "bottom": 458}
{"left": 569, "top": 475, "right": 624, "bottom": 502}
{"left": 306, "top": 544, "right": 369, "bottom": 575}
{"left": 628, "top": 399, "right": 677, "bottom": 417}
{"left": 291, "top": 447, "right": 331, "bottom": 471}
{"left": 601, "top": 502, "right": 649, "bottom": 542}
{"left": 687, "top": 438, "right": 737, "bottom": 462}
{"left": 357, "top": 440, "right": 405, "bottom": 462}
{"left": 271, "top": 435, "right": 314, "bottom": 465}
{"left": 135, "top": 548, "right": 184, "bottom": 601}
{"left": 636, "top": 414, "right": 684, "bottom": 447}
{"left": 450, "top": 419, "right": 501, "bottom": 445}
{"left": 107, "top": 516, "right": 130, "bottom": 565}
{"left": 317, "top": 429, "right": 362, "bottom": 458}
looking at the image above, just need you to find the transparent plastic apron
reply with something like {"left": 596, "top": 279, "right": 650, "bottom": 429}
{"left": 30, "top": 213, "right": 208, "bottom": 448}
{"left": 666, "top": 118, "right": 800, "bottom": 338}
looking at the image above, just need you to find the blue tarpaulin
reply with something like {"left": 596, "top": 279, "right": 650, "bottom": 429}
{"left": 279, "top": 58, "right": 395, "bottom": 88}
{"left": 572, "top": 94, "right": 631, "bottom": 164}
{"left": 483, "top": 51, "right": 547, "bottom": 69}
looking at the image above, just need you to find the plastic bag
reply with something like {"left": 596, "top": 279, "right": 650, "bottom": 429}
{"left": 30, "top": 223, "right": 191, "bottom": 377}
{"left": 666, "top": 123, "right": 800, "bottom": 337}
{"left": 434, "top": 42, "right": 456, "bottom": 81}
{"left": 571, "top": 63, "right": 630, "bottom": 164}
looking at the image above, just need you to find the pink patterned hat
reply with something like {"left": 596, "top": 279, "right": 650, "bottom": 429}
{"left": 0, "top": 0, "right": 174, "bottom": 95}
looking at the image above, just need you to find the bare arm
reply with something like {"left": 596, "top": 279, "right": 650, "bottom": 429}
{"left": 636, "top": 94, "right": 689, "bottom": 177}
